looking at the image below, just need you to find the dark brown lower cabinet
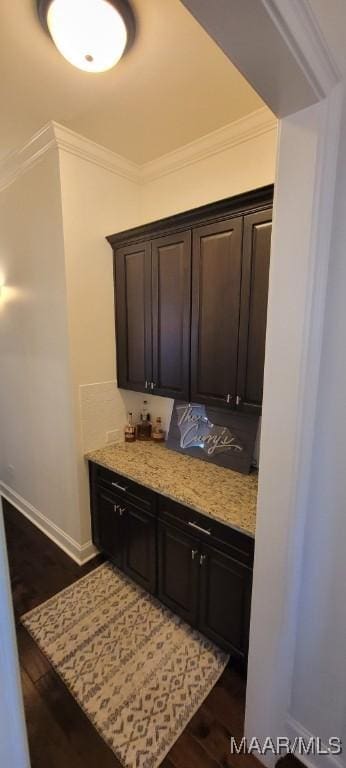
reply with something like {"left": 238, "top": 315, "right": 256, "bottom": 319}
{"left": 89, "top": 462, "right": 253, "bottom": 663}
{"left": 157, "top": 521, "right": 199, "bottom": 626}
{"left": 90, "top": 482, "right": 157, "bottom": 594}
{"left": 123, "top": 505, "right": 156, "bottom": 593}
{"left": 93, "top": 489, "right": 124, "bottom": 569}
{"left": 157, "top": 519, "right": 251, "bottom": 658}
{"left": 199, "top": 544, "right": 252, "bottom": 657}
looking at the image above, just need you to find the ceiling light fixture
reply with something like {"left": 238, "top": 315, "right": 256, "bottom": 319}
{"left": 37, "top": 0, "right": 136, "bottom": 73}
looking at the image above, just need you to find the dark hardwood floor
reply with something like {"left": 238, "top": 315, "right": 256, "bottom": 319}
{"left": 3, "top": 499, "right": 259, "bottom": 768}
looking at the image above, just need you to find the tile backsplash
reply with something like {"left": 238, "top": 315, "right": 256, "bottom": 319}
{"left": 79, "top": 381, "right": 259, "bottom": 465}
{"left": 79, "top": 381, "right": 173, "bottom": 453}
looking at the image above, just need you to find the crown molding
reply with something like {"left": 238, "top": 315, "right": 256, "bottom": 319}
{"left": 262, "top": 0, "right": 340, "bottom": 99}
{"left": 0, "top": 121, "right": 139, "bottom": 192}
{"left": 139, "top": 108, "right": 277, "bottom": 183}
{"left": 0, "top": 123, "right": 56, "bottom": 193}
{"left": 52, "top": 121, "right": 140, "bottom": 184}
{"left": 0, "top": 108, "right": 277, "bottom": 193}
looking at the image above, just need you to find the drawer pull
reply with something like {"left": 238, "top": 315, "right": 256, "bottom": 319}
{"left": 113, "top": 502, "right": 125, "bottom": 515}
{"left": 188, "top": 521, "right": 211, "bottom": 536}
{"left": 200, "top": 554, "right": 206, "bottom": 566}
{"left": 111, "top": 481, "right": 128, "bottom": 493}
{"left": 191, "top": 549, "right": 198, "bottom": 560}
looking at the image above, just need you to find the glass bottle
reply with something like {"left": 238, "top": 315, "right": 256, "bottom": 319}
{"left": 124, "top": 412, "right": 136, "bottom": 442}
{"left": 151, "top": 416, "right": 165, "bottom": 442}
{"left": 136, "top": 401, "right": 152, "bottom": 440}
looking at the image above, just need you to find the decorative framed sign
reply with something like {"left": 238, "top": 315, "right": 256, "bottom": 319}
{"left": 166, "top": 401, "right": 259, "bottom": 474}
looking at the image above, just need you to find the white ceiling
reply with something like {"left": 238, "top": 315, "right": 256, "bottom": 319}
{"left": 0, "top": 0, "right": 264, "bottom": 164}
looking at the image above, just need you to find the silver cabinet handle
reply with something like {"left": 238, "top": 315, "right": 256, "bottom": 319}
{"left": 111, "top": 481, "right": 128, "bottom": 493}
{"left": 145, "top": 380, "right": 148, "bottom": 390}
{"left": 113, "top": 503, "right": 126, "bottom": 515}
{"left": 236, "top": 395, "right": 242, "bottom": 406}
{"left": 226, "top": 393, "right": 230, "bottom": 404}
{"left": 191, "top": 549, "right": 198, "bottom": 560}
{"left": 150, "top": 381, "right": 155, "bottom": 390}
{"left": 188, "top": 521, "right": 211, "bottom": 536}
{"left": 200, "top": 554, "right": 206, "bottom": 566}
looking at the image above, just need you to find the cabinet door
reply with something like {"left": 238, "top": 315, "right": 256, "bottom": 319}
{"left": 114, "top": 241, "right": 152, "bottom": 392}
{"left": 123, "top": 505, "right": 156, "bottom": 594}
{"left": 191, "top": 217, "right": 243, "bottom": 407}
{"left": 151, "top": 231, "right": 191, "bottom": 400}
{"left": 199, "top": 544, "right": 252, "bottom": 657}
{"left": 93, "top": 490, "right": 124, "bottom": 569}
{"left": 158, "top": 521, "right": 199, "bottom": 626}
{"left": 237, "top": 210, "right": 272, "bottom": 412}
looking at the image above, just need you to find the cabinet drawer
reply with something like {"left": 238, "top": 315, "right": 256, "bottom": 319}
{"left": 158, "top": 496, "right": 254, "bottom": 566}
{"left": 94, "top": 464, "right": 156, "bottom": 513}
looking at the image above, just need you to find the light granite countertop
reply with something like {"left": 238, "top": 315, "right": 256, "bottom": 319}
{"left": 86, "top": 442, "right": 257, "bottom": 537}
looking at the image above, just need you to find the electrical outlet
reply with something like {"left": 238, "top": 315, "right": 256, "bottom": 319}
{"left": 106, "top": 429, "right": 120, "bottom": 444}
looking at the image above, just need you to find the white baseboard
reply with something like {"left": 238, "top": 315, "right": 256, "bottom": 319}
{"left": 0, "top": 482, "right": 98, "bottom": 566}
{"left": 286, "top": 716, "right": 344, "bottom": 768}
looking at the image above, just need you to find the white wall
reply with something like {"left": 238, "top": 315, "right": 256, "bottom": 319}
{"left": 0, "top": 150, "right": 81, "bottom": 550}
{"left": 58, "top": 151, "right": 141, "bottom": 547}
{"left": 140, "top": 127, "right": 276, "bottom": 222}
{"left": 288, "top": 84, "right": 346, "bottom": 763}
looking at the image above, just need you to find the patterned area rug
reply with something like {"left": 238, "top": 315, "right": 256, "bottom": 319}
{"left": 21, "top": 562, "right": 229, "bottom": 768}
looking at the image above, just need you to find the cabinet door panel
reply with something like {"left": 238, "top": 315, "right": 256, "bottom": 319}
{"left": 237, "top": 210, "right": 272, "bottom": 411}
{"left": 93, "top": 491, "right": 124, "bottom": 569}
{"left": 123, "top": 505, "right": 156, "bottom": 594}
{"left": 114, "top": 241, "right": 152, "bottom": 392}
{"left": 191, "top": 217, "right": 243, "bottom": 407}
{"left": 199, "top": 544, "right": 252, "bottom": 657}
{"left": 152, "top": 231, "right": 191, "bottom": 399}
{"left": 158, "top": 521, "right": 199, "bottom": 626}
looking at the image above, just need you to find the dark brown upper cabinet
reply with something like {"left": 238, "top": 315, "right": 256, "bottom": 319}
{"left": 151, "top": 231, "right": 191, "bottom": 400}
{"left": 109, "top": 185, "right": 273, "bottom": 411}
{"left": 114, "top": 241, "right": 152, "bottom": 392}
{"left": 114, "top": 231, "right": 191, "bottom": 399}
{"left": 237, "top": 209, "right": 272, "bottom": 412}
{"left": 191, "top": 217, "right": 243, "bottom": 408}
